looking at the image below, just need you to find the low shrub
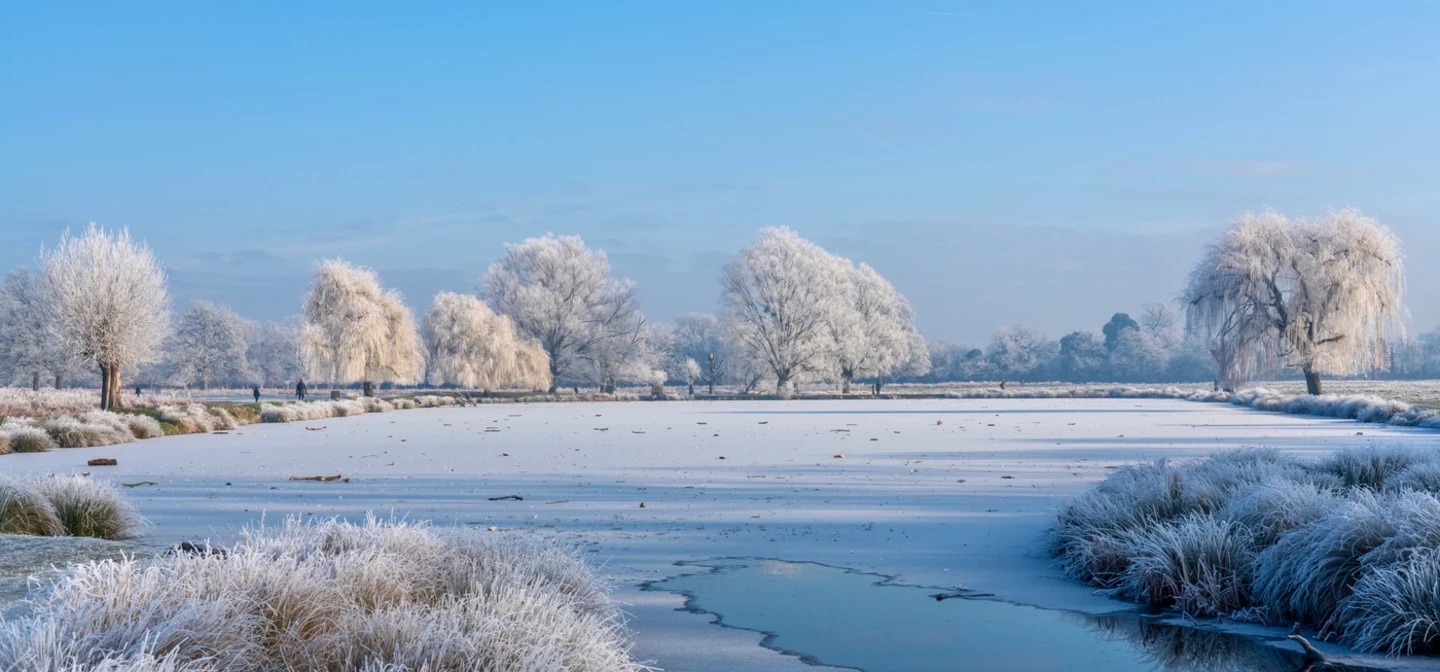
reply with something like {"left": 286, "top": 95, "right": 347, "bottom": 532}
{"left": 155, "top": 404, "right": 233, "bottom": 434}
{"left": 359, "top": 397, "right": 395, "bottom": 413}
{"left": 1216, "top": 478, "right": 1340, "bottom": 546}
{"left": 2, "top": 424, "right": 56, "bottom": 452}
{"left": 1051, "top": 460, "right": 1193, "bottom": 585}
{"left": 1319, "top": 444, "right": 1440, "bottom": 490}
{"left": 208, "top": 406, "right": 239, "bottom": 430}
{"left": 43, "top": 413, "right": 136, "bottom": 448}
{"left": 227, "top": 405, "right": 260, "bottom": 424}
{"left": 1182, "top": 448, "right": 1311, "bottom": 512}
{"left": 1341, "top": 547, "right": 1440, "bottom": 654}
{"left": 1384, "top": 462, "right": 1440, "bottom": 494}
{"left": 1113, "top": 514, "right": 1255, "bottom": 618}
{"left": 259, "top": 397, "right": 434, "bottom": 424}
{"left": 0, "top": 476, "right": 64, "bottom": 536}
{"left": 0, "top": 517, "right": 645, "bottom": 671}
{"left": 1250, "top": 491, "right": 1400, "bottom": 629}
{"left": 31, "top": 475, "right": 144, "bottom": 540}
{"left": 122, "top": 413, "right": 166, "bottom": 439}
{"left": 414, "top": 394, "right": 463, "bottom": 408}
{"left": 1054, "top": 445, "right": 1440, "bottom": 654}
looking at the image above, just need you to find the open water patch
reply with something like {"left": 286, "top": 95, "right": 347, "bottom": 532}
{"left": 645, "top": 558, "right": 1389, "bottom": 672}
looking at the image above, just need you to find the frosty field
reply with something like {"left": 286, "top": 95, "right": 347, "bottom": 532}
{"left": 5, "top": 398, "right": 1439, "bottom": 671}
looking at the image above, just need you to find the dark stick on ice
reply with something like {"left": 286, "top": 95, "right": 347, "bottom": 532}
{"left": 1288, "top": 624, "right": 1326, "bottom": 663}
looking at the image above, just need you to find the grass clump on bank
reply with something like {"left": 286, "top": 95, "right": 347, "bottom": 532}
{"left": 0, "top": 517, "right": 648, "bottom": 672}
{"left": 257, "top": 394, "right": 462, "bottom": 423}
{"left": 0, "top": 476, "right": 65, "bottom": 536}
{"left": 30, "top": 475, "right": 143, "bottom": 540}
{"left": 0, "top": 475, "right": 141, "bottom": 539}
{"left": 0, "top": 404, "right": 255, "bottom": 457}
{"left": 1051, "top": 444, "right": 1440, "bottom": 654}
{"left": 0, "top": 422, "right": 55, "bottom": 453}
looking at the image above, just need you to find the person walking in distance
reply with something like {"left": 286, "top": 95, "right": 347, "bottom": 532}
{"left": 296, "top": 379, "right": 307, "bottom": 401}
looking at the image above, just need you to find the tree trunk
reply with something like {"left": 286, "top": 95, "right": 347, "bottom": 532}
{"left": 688, "top": 382, "right": 695, "bottom": 396}
{"left": 55, "top": 374, "right": 64, "bottom": 390}
{"left": 111, "top": 366, "right": 123, "bottom": 410}
{"left": 31, "top": 371, "right": 40, "bottom": 392}
{"left": 98, "top": 364, "right": 110, "bottom": 410}
{"left": 1304, "top": 367, "right": 1324, "bottom": 396}
{"left": 708, "top": 378, "right": 716, "bottom": 395}
{"left": 841, "top": 374, "right": 851, "bottom": 395}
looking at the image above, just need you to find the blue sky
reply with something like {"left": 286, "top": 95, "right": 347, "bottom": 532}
{"left": 3, "top": 1, "right": 1438, "bottom": 344}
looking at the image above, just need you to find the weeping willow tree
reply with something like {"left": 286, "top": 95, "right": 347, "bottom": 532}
{"left": 299, "top": 259, "right": 424, "bottom": 396}
{"left": 424, "top": 292, "right": 551, "bottom": 392}
{"left": 1183, "top": 209, "right": 1404, "bottom": 395}
{"left": 1183, "top": 242, "right": 1269, "bottom": 392}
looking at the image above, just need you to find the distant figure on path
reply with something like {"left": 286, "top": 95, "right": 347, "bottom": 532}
{"left": 135, "top": 384, "right": 142, "bottom": 396}
{"left": 253, "top": 386, "right": 261, "bottom": 403}
{"left": 297, "top": 379, "right": 307, "bottom": 401}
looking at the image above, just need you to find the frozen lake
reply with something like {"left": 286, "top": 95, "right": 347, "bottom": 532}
{"left": 3, "top": 398, "right": 1437, "bottom": 671}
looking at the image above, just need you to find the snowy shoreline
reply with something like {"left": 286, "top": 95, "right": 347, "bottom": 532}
{"left": 7, "top": 382, "right": 1440, "bottom": 458}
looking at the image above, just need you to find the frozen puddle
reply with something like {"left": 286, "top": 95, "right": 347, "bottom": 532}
{"left": 646, "top": 559, "right": 1387, "bottom": 672}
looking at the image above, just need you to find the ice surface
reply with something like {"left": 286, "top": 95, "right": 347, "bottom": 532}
{"left": 1, "top": 398, "right": 1433, "bottom": 671}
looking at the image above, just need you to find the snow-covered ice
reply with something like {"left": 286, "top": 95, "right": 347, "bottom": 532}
{"left": 3, "top": 398, "right": 1435, "bottom": 671}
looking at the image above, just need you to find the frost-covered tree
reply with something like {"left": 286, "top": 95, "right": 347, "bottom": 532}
{"left": 630, "top": 323, "right": 674, "bottom": 393}
{"left": 1183, "top": 239, "right": 1270, "bottom": 391}
{"left": 1058, "top": 330, "right": 1107, "bottom": 382}
{"left": 1108, "top": 328, "right": 1170, "bottom": 382}
{"left": 680, "top": 357, "right": 702, "bottom": 396}
{"left": 721, "top": 227, "right": 854, "bottom": 395}
{"left": 38, "top": 225, "right": 170, "bottom": 409}
{"left": 1184, "top": 209, "right": 1403, "bottom": 395}
{"left": 581, "top": 322, "right": 665, "bottom": 393}
{"left": 1139, "top": 301, "right": 1179, "bottom": 340}
{"left": 0, "top": 268, "right": 81, "bottom": 390}
{"left": 986, "top": 325, "right": 1054, "bottom": 382}
{"left": 924, "top": 341, "right": 987, "bottom": 382}
{"left": 249, "top": 319, "right": 302, "bottom": 388}
{"left": 673, "top": 313, "right": 727, "bottom": 394}
{"left": 1102, "top": 313, "right": 1140, "bottom": 352}
{"left": 482, "top": 235, "right": 644, "bottom": 392}
{"left": 162, "top": 301, "right": 252, "bottom": 389}
{"left": 722, "top": 319, "right": 772, "bottom": 394}
{"left": 829, "top": 262, "right": 929, "bottom": 394}
{"left": 1164, "top": 334, "right": 1219, "bottom": 383}
{"left": 299, "top": 259, "right": 424, "bottom": 396}
{"left": 424, "top": 291, "right": 552, "bottom": 391}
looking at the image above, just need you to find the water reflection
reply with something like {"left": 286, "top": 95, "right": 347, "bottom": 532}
{"left": 1089, "top": 617, "right": 1378, "bottom": 672}
{"left": 646, "top": 559, "right": 1389, "bottom": 672}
